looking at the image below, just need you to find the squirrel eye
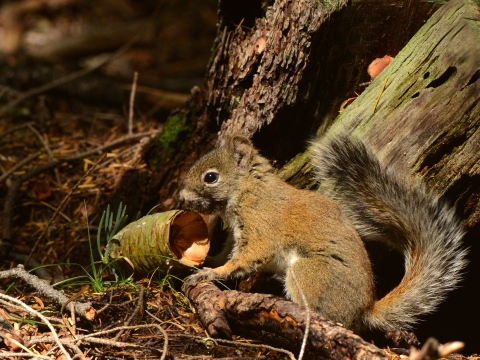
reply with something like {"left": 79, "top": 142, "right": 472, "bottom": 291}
{"left": 203, "top": 171, "right": 219, "bottom": 184}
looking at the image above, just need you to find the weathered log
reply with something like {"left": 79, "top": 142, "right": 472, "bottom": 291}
{"left": 321, "top": 0, "right": 480, "bottom": 228}
{"left": 182, "top": 281, "right": 388, "bottom": 360}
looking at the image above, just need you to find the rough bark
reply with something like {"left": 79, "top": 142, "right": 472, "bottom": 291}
{"left": 182, "top": 281, "right": 388, "bottom": 360}
{"left": 143, "top": 0, "right": 438, "bottom": 212}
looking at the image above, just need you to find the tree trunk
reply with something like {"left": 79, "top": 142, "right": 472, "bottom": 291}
{"left": 141, "top": 0, "right": 438, "bottom": 212}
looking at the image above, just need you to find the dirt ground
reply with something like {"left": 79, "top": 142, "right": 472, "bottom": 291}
{"left": 0, "top": 1, "right": 478, "bottom": 359}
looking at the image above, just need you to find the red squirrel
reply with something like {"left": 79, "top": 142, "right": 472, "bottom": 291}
{"left": 178, "top": 133, "right": 466, "bottom": 332}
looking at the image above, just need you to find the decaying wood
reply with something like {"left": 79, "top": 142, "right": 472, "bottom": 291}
{"left": 182, "top": 281, "right": 387, "bottom": 359}
{"left": 282, "top": 0, "right": 480, "bottom": 229}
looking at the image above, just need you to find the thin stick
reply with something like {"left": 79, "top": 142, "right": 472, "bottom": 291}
{"left": 114, "top": 283, "right": 144, "bottom": 341}
{"left": 72, "top": 323, "right": 168, "bottom": 360}
{"left": 27, "top": 124, "right": 54, "bottom": 160}
{"left": 0, "top": 265, "right": 95, "bottom": 320}
{"left": 95, "top": 142, "right": 143, "bottom": 170}
{"left": 27, "top": 124, "right": 62, "bottom": 187}
{"left": 70, "top": 302, "right": 77, "bottom": 337}
{"left": 0, "top": 150, "right": 41, "bottom": 184}
{"left": 0, "top": 293, "right": 72, "bottom": 360}
{"left": 128, "top": 72, "right": 139, "bottom": 136}
{"left": 0, "top": 121, "right": 34, "bottom": 141}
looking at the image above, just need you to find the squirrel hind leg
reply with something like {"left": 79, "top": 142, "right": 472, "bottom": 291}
{"left": 284, "top": 256, "right": 372, "bottom": 331}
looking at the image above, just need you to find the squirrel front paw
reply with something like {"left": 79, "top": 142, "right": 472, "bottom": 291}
{"left": 185, "top": 267, "right": 220, "bottom": 285}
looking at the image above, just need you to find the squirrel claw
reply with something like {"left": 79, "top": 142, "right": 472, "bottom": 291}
{"left": 185, "top": 267, "right": 218, "bottom": 285}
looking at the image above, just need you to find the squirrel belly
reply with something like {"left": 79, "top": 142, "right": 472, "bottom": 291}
{"left": 178, "top": 134, "right": 467, "bottom": 332}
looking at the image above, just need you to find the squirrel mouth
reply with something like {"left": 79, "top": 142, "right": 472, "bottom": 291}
{"left": 183, "top": 199, "right": 217, "bottom": 215}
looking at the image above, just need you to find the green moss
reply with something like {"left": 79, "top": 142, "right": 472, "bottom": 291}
{"left": 158, "top": 112, "right": 189, "bottom": 149}
{"left": 147, "top": 111, "right": 193, "bottom": 168}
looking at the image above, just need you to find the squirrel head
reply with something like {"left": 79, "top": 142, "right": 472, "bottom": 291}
{"left": 178, "top": 135, "right": 255, "bottom": 214}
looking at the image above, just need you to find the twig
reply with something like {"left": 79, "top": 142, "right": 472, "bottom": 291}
{"left": 0, "top": 298, "right": 64, "bottom": 324}
{"left": 0, "top": 292, "right": 72, "bottom": 360}
{"left": 96, "top": 288, "right": 115, "bottom": 314}
{"left": 70, "top": 302, "right": 77, "bottom": 336}
{"left": 0, "top": 38, "right": 140, "bottom": 116}
{"left": 146, "top": 310, "right": 186, "bottom": 331}
{"left": 169, "top": 333, "right": 296, "bottom": 360}
{"left": 70, "top": 323, "right": 167, "bottom": 360}
{"left": 128, "top": 72, "right": 139, "bottom": 136}
{"left": 39, "top": 201, "right": 71, "bottom": 222}
{"left": 0, "top": 150, "right": 41, "bottom": 184}
{"left": 96, "top": 142, "right": 143, "bottom": 171}
{"left": 0, "top": 353, "right": 51, "bottom": 359}
{"left": 114, "top": 283, "right": 145, "bottom": 341}
{"left": 0, "top": 121, "right": 34, "bottom": 141}
{"left": 0, "top": 265, "right": 95, "bottom": 321}
{"left": 27, "top": 124, "right": 54, "bottom": 160}
{"left": 3, "top": 129, "right": 159, "bottom": 240}
{"left": 24, "top": 154, "right": 106, "bottom": 267}
{"left": 44, "top": 338, "right": 85, "bottom": 360}
{"left": 96, "top": 295, "right": 139, "bottom": 315}
{"left": 31, "top": 327, "right": 166, "bottom": 358}
{"left": 27, "top": 123, "right": 62, "bottom": 186}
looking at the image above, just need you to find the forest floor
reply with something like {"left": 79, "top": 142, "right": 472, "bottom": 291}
{"left": 0, "top": 1, "right": 477, "bottom": 359}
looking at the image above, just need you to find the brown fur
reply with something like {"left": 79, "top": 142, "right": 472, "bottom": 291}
{"left": 178, "top": 134, "right": 466, "bottom": 332}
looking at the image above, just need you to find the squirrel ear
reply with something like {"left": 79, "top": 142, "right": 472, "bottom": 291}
{"left": 231, "top": 135, "right": 253, "bottom": 170}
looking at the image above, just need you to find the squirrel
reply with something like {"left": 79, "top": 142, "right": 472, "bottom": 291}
{"left": 177, "top": 133, "right": 467, "bottom": 332}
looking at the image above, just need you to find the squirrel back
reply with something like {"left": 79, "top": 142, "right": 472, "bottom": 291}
{"left": 310, "top": 134, "right": 467, "bottom": 330}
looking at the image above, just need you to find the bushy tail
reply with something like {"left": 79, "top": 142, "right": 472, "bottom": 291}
{"left": 310, "top": 133, "right": 467, "bottom": 331}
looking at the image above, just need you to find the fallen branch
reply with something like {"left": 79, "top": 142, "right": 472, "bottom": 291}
{"left": 182, "top": 281, "right": 387, "bottom": 360}
{"left": 0, "top": 265, "right": 95, "bottom": 321}
{"left": 0, "top": 150, "right": 41, "bottom": 184}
